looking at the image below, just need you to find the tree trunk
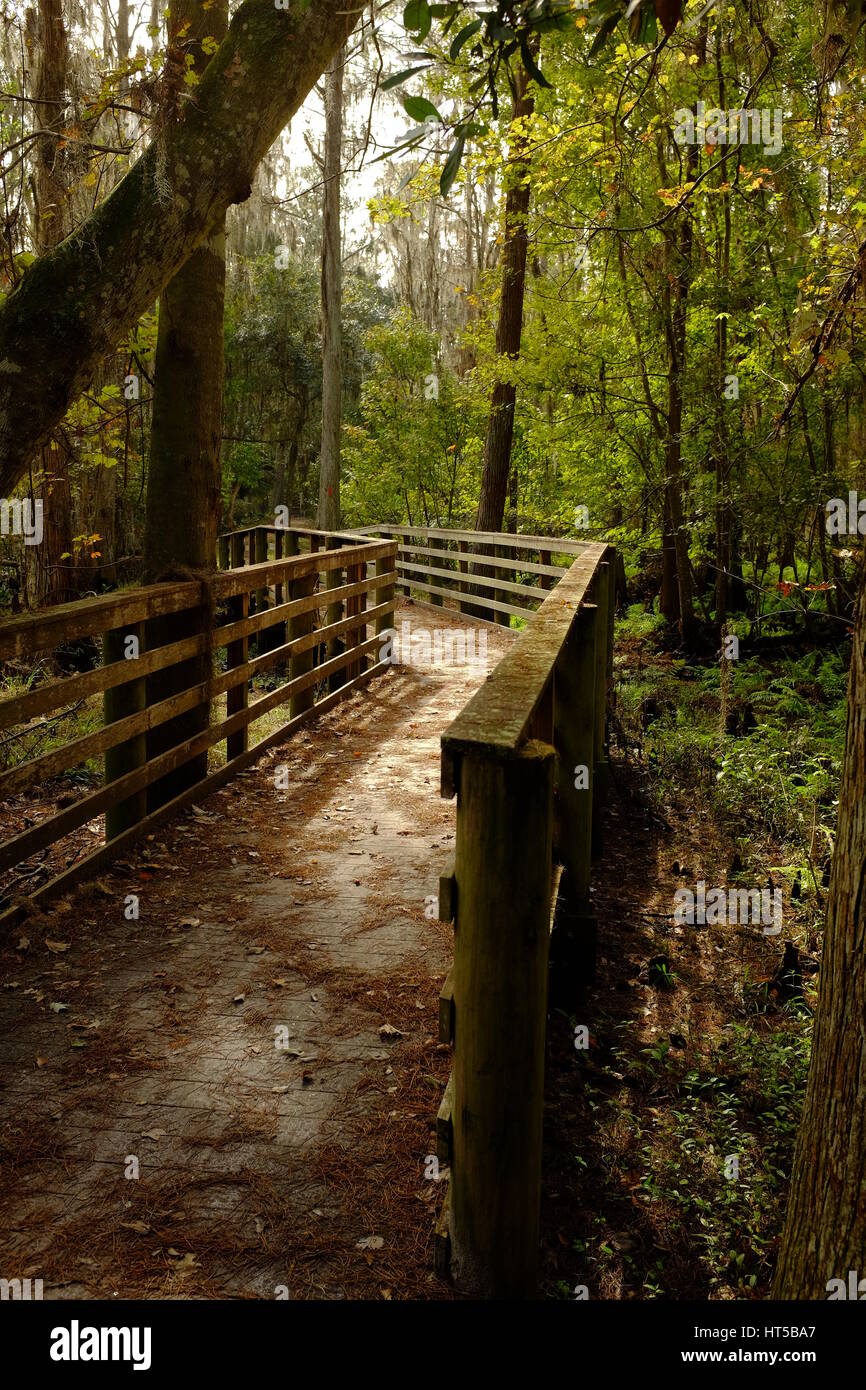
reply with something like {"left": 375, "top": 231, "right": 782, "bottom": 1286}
{"left": 26, "top": 0, "right": 75, "bottom": 607}
{"left": 773, "top": 559, "right": 866, "bottom": 1298}
{"left": 143, "top": 0, "right": 228, "bottom": 810}
{"left": 662, "top": 151, "right": 697, "bottom": 648}
{"left": 316, "top": 47, "right": 344, "bottom": 531}
{"left": 0, "top": 0, "right": 361, "bottom": 495}
{"left": 474, "top": 59, "right": 534, "bottom": 534}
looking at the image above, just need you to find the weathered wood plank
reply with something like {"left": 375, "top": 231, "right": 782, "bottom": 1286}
{"left": 369, "top": 524, "right": 588, "bottom": 556}
{"left": 397, "top": 557, "right": 553, "bottom": 599}
{"left": 396, "top": 542, "right": 566, "bottom": 581}
{"left": 441, "top": 544, "right": 608, "bottom": 761}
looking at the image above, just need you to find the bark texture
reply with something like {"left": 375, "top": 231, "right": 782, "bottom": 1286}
{"left": 0, "top": 0, "right": 362, "bottom": 493}
{"left": 316, "top": 47, "right": 344, "bottom": 531}
{"left": 143, "top": 0, "right": 228, "bottom": 807}
{"left": 773, "top": 561, "right": 866, "bottom": 1298}
{"left": 474, "top": 61, "right": 534, "bottom": 534}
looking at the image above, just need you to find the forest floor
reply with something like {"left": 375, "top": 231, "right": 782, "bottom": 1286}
{"left": 0, "top": 600, "right": 823, "bottom": 1300}
{"left": 539, "top": 621, "right": 822, "bottom": 1301}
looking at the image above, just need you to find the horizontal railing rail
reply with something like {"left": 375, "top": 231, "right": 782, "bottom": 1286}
{"left": 354, "top": 523, "right": 589, "bottom": 625}
{"left": 433, "top": 538, "right": 617, "bottom": 1298}
{"left": 0, "top": 529, "right": 397, "bottom": 931}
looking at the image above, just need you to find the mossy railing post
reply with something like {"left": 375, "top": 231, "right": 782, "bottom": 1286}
{"left": 551, "top": 602, "right": 598, "bottom": 999}
{"left": 104, "top": 623, "right": 147, "bottom": 840}
{"left": 226, "top": 531, "right": 249, "bottom": 760}
{"left": 449, "top": 739, "right": 556, "bottom": 1298}
{"left": 591, "top": 559, "right": 611, "bottom": 858}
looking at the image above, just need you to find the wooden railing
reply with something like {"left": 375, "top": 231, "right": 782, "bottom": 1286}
{"left": 0, "top": 529, "right": 397, "bottom": 931}
{"left": 355, "top": 524, "right": 588, "bottom": 624}
{"left": 433, "top": 539, "right": 616, "bottom": 1298}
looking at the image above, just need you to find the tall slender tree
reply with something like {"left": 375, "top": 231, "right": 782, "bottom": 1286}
{"left": 317, "top": 45, "right": 345, "bottom": 531}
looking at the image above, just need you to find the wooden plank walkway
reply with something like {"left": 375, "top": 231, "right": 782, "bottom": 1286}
{"left": 0, "top": 602, "right": 515, "bottom": 1300}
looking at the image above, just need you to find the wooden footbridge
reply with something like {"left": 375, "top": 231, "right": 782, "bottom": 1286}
{"left": 0, "top": 524, "right": 615, "bottom": 1299}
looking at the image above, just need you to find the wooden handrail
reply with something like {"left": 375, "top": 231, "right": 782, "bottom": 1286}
{"left": 0, "top": 533, "right": 398, "bottom": 929}
{"left": 434, "top": 538, "right": 617, "bottom": 1298}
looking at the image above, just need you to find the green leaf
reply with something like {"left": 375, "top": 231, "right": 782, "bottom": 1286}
{"left": 403, "top": 0, "right": 431, "bottom": 41}
{"left": 519, "top": 38, "right": 550, "bottom": 88}
{"left": 440, "top": 134, "right": 465, "bottom": 197}
{"left": 589, "top": 11, "right": 621, "bottom": 57}
{"left": 450, "top": 18, "right": 483, "bottom": 58}
{"left": 381, "top": 65, "right": 429, "bottom": 91}
{"left": 403, "top": 94, "right": 442, "bottom": 123}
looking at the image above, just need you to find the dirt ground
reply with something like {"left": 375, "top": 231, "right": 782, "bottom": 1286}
{"left": 0, "top": 600, "right": 514, "bottom": 1300}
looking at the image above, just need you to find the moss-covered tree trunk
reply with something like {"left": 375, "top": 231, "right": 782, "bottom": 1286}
{"left": 773, "top": 560, "right": 866, "bottom": 1298}
{"left": 143, "top": 0, "right": 227, "bottom": 809}
{"left": 0, "top": 0, "right": 361, "bottom": 495}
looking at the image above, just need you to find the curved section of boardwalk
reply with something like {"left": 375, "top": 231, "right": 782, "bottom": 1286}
{"left": 0, "top": 603, "right": 514, "bottom": 1300}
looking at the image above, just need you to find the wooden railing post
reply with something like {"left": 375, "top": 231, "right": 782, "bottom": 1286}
{"left": 324, "top": 536, "right": 345, "bottom": 693}
{"left": 494, "top": 544, "right": 511, "bottom": 626}
{"left": 551, "top": 602, "right": 598, "bottom": 998}
{"left": 290, "top": 540, "right": 317, "bottom": 718}
{"left": 591, "top": 559, "right": 611, "bottom": 858}
{"left": 539, "top": 549, "right": 552, "bottom": 591}
{"left": 375, "top": 550, "right": 395, "bottom": 638}
{"left": 218, "top": 534, "right": 230, "bottom": 570}
{"left": 356, "top": 561, "right": 368, "bottom": 676}
{"left": 449, "top": 739, "right": 555, "bottom": 1298}
{"left": 104, "top": 623, "right": 146, "bottom": 840}
{"left": 429, "top": 533, "right": 443, "bottom": 606}
{"left": 226, "top": 531, "right": 249, "bottom": 760}
{"left": 344, "top": 562, "right": 360, "bottom": 681}
{"left": 458, "top": 539, "right": 469, "bottom": 614}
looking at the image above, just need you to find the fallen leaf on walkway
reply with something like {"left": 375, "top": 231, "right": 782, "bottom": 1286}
{"left": 233, "top": 993, "right": 245, "bottom": 1005}
{"left": 271, "top": 978, "right": 290, "bottom": 988}
{"left": 35, "top": 1055, "right": 48, "bottom": 1068}
{"left": 120, "top": 1221, "right": 151, "bottom": 1235}
{"left": 356, "top": 1235, "right": 384, "bottom": 1250}
{"left": 49, "top": 1002, "right": 69, "bottom": 1013}
{"left": 45, "top": 939, "right": 70, "bottom": 953}
{"left": 16, "top": 936, "right": 29, "bottom": 953}
{"left": 142, "top": 1129, "right": 167, "bottom": 1141}
{"left": 378, "top": 1023, "right": 402, "bottom": 1040}
{"left": 272, "top": 1085, "right": 290, "bottom": 1094}
{"left": 178, "top": 917, "right": 200, "bottom": 929}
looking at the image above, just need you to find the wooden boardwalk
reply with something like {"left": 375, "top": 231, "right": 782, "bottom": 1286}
{"left": 0, "top": 602, "right": 514, "bottom": 1300}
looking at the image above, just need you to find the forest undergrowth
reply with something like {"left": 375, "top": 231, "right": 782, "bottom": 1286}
{"left": 540, "top": 602, "right": 847, "bottom": 1301}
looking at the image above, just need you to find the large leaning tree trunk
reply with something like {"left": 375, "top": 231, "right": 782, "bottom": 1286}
{"left": 0, "top": 0, "right": 363, "bottom": 495}
{"left": 26, "top": 0, "right": 75, "bottom": 607}
{"left": 474, "top": 56, "right": 534, "bottom": 534}
{"left": 316, "top": 46, "right": 344, "bottom": 532}
{"left": 773, "top": 556, "right": 866, "bottom": 1298}
{"left": 142, "top": 0, "right": 228, "bottom": 810}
